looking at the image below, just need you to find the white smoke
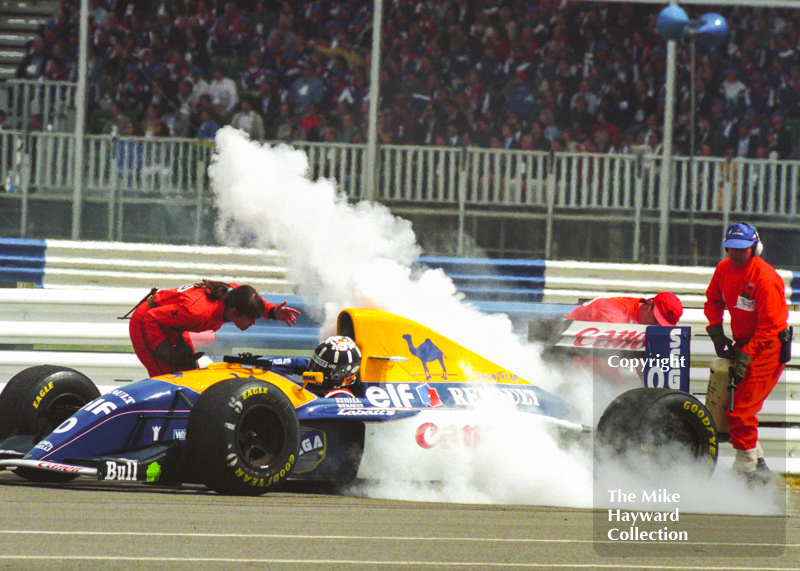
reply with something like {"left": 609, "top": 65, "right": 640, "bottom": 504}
{"left": 207, "top": 129, "right": 785, "bottom": 515}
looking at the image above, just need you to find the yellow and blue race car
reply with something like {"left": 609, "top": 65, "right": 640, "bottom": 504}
{"left": 0, "top": 308, "right": 718, "bottom": 495}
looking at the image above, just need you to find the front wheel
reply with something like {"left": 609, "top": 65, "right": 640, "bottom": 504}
{"left": 595, "top": 388, "right": 718, "bottom": 473}
{"left": 0, "top": 365, "right": 100, "bottom": 483}
{"left": 186, "top": 378, "right": 300, "bottom": 496}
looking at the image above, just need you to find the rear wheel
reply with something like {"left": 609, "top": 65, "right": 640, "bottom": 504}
{"left": 596, "top": 388, "right": 718, "bottom": 473}
{"left": 0, "top": 365, "right": 100, "bottom": 482}
{"left": 186, "top": 378, "right": 300, "bottom": 496}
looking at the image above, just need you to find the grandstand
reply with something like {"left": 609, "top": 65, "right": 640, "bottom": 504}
{"left": 1, "top": 1, "right": 800, "bottom": 266}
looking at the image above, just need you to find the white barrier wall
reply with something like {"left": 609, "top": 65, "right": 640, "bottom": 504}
{"left": 0, "top": 287, "right": 797, "bottom": 474}
{"left": 0, "top": 241, "right": 797, "bottom": 474}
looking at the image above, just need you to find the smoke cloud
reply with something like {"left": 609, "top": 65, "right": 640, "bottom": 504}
{"left": 207, "top": 129, "right": 784, "bottom": 515}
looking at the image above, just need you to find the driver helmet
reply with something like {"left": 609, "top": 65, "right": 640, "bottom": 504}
{"left": 308, "top": 336, "right": 361, "bottom": 392}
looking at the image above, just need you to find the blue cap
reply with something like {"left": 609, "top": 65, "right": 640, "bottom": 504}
{"left": 722, "top": 223, "right": 758, "bottom": 249}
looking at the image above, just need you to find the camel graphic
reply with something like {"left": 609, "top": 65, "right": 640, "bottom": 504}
{"left": 402, "top": 334, "right": 447, "bottom": 379}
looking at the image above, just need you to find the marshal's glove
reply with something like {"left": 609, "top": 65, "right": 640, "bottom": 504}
{"left": 706, "top": 323, "right": 735, "bottom": 359}
{"left": 152, "top": 338, "right": 204, "bottom": 370}
{"left": 728, "top": 350, "right": 753, "bottom": 386}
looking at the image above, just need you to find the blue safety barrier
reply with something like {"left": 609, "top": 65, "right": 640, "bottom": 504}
{"left": 791, "top": 272, "right": 800, "bottom": 304}
{"left": 418, "top": 256, "right": 546, "bottom": 302}
{"left": 0, "top": 238, "right": 46, "bottom": 286}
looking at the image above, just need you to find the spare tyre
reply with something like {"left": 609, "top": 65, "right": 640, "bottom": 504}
{"left": 596, "top": 388, "right": 718, "bottom": 472}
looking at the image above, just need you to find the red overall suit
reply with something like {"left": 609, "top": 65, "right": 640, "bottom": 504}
{"left": 564, "top": 297, "right": 645, "bottom": 383}
{"left": 564, "top": 297, "right": 644, "bottom": 324}
{"left": 129, "top": 284, "right": 277, "bottom": 377}
{"left": 704, "top": 256, "right": 788, "bottom": 451}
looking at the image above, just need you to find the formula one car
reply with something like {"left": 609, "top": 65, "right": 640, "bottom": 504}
{"left": 0, "top": 309, "right": 718, "bottom": 495}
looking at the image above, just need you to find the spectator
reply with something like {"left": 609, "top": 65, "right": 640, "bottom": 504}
{"left": 299, "top": 103, "right": 322, "bottom": 142}
{"left": 274, "top": 102, "right": 299, "bottom": 141}
{"left": 196, "top": 108, "right": 220, "bottom": 141}
{"left": 102, "top": 101, "right": 132, "bottom": 136}
{"left": 768, "top": 111, "right": 793, "bottom": 159}
{"left": 255, "top": 79, "right": 281, "bottom": 138}
{"left": 729, "top": 120, "right": 761, "bottom": 159}
{"left": 503, "top": 71, "right": 535, "bottom": 121}
{"left": 16, "top": 37, "right": 47, "bottom": 79}
{"left": 336, "top": 111, "right": 359, "bottom": 144}
{"left": 230, "top": 96, "right": 266, "bottom": 141}
{"left": 290, "top": 64, "right": 325, "bottom": 113}
{"left": 209, "top": 65, "right": 239, "bottom": 118}
{"left": 187, "top": 67, "right": 211, "bottom": 107}
{"left": 116, "top": 65, "right": 150, "bottom": 114}
{"left": 719, "top": 68, "right": 747, "bottom": 115}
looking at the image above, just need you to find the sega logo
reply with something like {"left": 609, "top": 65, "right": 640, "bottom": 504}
{"left": 299, "top": 430, "right": 325, "bottom": 457}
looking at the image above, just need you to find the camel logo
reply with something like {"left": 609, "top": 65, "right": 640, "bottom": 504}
{"left": 402, "top": 334, "right": 447, "bottom": 379}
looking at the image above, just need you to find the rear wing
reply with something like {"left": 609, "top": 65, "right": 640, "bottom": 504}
{"left": 556, "top": 321, "right": 691, "bottom": 392}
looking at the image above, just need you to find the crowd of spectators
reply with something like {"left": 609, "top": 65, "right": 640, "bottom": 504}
{"left": 14, "top": 0, "right": 800, "bottom": 160}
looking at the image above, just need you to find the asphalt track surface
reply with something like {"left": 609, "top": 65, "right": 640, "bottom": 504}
{"left": 0, "top": 474, "right": 798, "bottom": 571}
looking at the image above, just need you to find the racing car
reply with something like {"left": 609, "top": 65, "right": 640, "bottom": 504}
{"left": 0, "top": 309, "right": 718, "bottom": 496}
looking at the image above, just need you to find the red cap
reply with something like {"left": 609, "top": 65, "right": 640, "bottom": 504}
{"left": 653, "top": 292, "right": 683, "bottom": 326}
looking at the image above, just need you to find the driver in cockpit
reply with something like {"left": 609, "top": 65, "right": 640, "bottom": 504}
{"left": 262, "top": 335, "right": 362, "bottom": 397}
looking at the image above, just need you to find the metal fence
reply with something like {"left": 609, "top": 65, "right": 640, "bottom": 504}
{"left": 2, "top": 76, "right": 800, "bottom": 264}
{"left": 2, "top": 130, "right": 800, "bottom": 257}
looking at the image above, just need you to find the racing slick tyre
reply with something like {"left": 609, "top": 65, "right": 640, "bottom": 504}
{"left": 0, "top": 365, "right": 100, "bottom": 483}
{"left": 595, "top": 388, "right": 718, "bottom": 473}
{"left": 186, "top": 378, "right": 300, "bottom": 496}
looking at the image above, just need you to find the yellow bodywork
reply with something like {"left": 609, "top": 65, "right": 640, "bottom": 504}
{"left": 157, "top": 364, "right": 318, "bottom": 408}
{"left": 153, "top": 308, "right": 531, "bottom": 406}
{"left": 337, "top": 309, "right": 531, "bottom": 386}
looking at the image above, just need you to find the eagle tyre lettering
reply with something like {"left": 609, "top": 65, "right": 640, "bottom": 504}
{"left": 595, "top": 388, "right": 718, "bottom": 474}
{"left": 0, "top": 365, "right": 99, "bottom": 483}
{"left": 186, "top": 378, "right": 300, "bottom": 496}
{"left": 0, "top": 365, "right": 99, "bottom": 442}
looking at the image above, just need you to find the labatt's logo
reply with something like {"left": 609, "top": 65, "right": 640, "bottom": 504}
{"left": 560, "top": 321, "right": 647, "bottom": 351}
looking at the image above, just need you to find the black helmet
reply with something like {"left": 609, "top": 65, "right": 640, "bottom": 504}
{"left": 308, "top": 336, "right": 361, "bottom": 391}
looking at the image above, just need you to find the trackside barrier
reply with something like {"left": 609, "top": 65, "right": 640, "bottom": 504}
{"left": 0, "top": 241, "right": 797, "bottom": 472}
{"left": 3, "top": 240, "right": 800, "bottom": 308}
{"left": 0, "top": 238, "right": 293, "bottom": 291}
{"left": 419, "top": 256, "right": 800, "bottom": 308}
{"left": 0, "top": 288, "right": 798, "bottom": 473}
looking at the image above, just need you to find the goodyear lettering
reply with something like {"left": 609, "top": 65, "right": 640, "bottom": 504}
{"left": 32, "top": 382, "right": 54, "bottom": 409}
{"left": 242, "top": 387, "right": 269, "bottom": 400}
{"left": 233, "top": 456, "right": 295, "bottom": 487}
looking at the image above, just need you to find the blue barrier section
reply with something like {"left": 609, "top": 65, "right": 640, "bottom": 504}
{"left": 0, "top": 238, "right": 46, "bottom": 286}
{"left": 209, "top": 295, "right": 574, "bottom": 355}
{"left": 211, "top": 294, "right": 322, "bottom": 353}
{"left": 791, "top": 272, "right": 800, "bottom": 304}
{"left": 418, "top": 256, "right": 546, "bottom": 302}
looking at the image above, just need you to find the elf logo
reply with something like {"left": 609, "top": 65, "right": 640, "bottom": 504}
{"left": 365, "top": 383, "right": 441, "bottom": 408}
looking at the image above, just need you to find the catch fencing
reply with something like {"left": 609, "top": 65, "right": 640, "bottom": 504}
{"left": 0, "top": 239, "right": 797, "bottom": 472}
